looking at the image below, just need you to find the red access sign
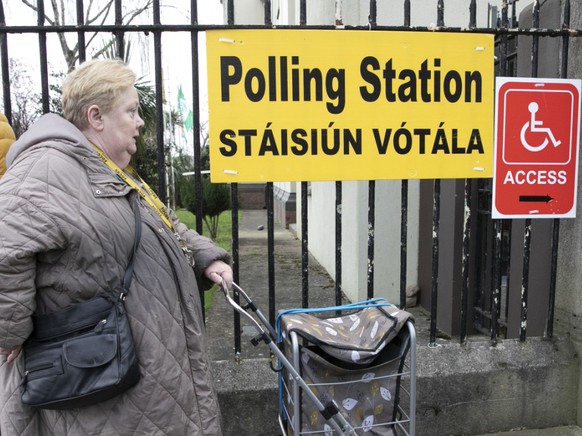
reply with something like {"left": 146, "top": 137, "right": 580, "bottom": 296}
{"left": 492, "top": 78, "right": 581, "bottom": 218}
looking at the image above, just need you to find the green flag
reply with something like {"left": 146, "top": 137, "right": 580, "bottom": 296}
{"left": 177, "top": 86, "right": 194, "bottom": 131}
{"left": 184, "top": 110, "right": 194, "bottom": 132}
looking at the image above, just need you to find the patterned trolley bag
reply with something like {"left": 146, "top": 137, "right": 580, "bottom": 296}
{"left": 276, "top": 299, "right": 416, "bottom": 436}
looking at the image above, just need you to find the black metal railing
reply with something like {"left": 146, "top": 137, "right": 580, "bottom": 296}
{"left": 0, "top": 0, "right": 576, "bottom": 355}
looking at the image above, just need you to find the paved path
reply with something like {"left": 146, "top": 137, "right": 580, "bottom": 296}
{"left": 206, "top": 209, "right": 339, "bottom": 361}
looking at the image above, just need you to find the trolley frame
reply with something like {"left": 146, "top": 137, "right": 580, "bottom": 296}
{"left": 220, "top": 282, "right": 416, "bottom": 436}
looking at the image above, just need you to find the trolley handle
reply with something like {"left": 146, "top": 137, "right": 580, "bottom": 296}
{"left": 219, "top": 281, "right": 277, "bottom": 343}
{"left": 220, "top": 281, "right": 358, "bottom": 435}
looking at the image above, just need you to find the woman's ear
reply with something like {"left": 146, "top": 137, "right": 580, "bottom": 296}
{"left": 86, "top": 105, "right": 104, "bottom": 131}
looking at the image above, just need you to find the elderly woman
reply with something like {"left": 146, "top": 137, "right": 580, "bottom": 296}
{"left": 0, "top": 59, "right": 231, "bottom": 435}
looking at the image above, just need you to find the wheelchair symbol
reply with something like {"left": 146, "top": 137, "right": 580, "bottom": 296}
{"left": 520, "top": 102, "right": 561, "bottom": 152}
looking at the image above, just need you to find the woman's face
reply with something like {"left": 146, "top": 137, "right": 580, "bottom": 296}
{"left": 98, "top": 86, "right": 144, "bottom": 169}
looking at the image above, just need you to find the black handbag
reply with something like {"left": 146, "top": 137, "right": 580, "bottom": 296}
{"left": 21, "top": 195, "right": 142, "bottom": 409}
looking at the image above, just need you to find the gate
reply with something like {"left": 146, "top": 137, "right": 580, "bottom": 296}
{"left": 0, "top": 0, "right": 579, "bottom": 353}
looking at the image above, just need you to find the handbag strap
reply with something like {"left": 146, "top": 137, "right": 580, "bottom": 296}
{"left": 120, "top": 194, "right": 142, "bottom": 301}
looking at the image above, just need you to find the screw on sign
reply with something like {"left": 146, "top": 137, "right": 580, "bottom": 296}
{"left": 492, "top": 78, "right": 581, "bottom": 219}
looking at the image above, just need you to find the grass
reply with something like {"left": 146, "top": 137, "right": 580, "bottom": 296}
{"left": 175, "top": 209, "right": 234, "bottom": 252}
{"left": 175, "top": 209, "right": 235, "bottom": 314}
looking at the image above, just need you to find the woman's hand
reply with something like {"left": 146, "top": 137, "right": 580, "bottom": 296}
{"left": 0, "top": 345, "right": 21, "bottom": 363}
{"left": 204, "top": 260, "right": 233, "bottom": 289}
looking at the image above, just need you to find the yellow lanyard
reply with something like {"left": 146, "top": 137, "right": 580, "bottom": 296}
{"left": 92, "top": 145, "right": 174, "bottom": 231}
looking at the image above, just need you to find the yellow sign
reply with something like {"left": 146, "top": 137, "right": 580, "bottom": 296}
{"left": 206, "top": 29, "right": 494, "bottom": 182}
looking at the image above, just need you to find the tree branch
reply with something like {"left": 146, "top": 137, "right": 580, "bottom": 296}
{"left": 20, "top": 0, "right": 56, "bottom": 25}
{"left": 20, "top": 0, "right": 154, "bottom": 71}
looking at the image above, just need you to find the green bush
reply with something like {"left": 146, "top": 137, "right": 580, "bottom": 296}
{"left": 179, "top": 176, "right": 231, "bottom": 240}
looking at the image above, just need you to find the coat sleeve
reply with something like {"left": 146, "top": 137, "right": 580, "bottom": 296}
{"left": 0, "top": 195, "right": 66, "bottom": 349}
{"left": 168, "top": 208, "right": 231, "bottom": 290}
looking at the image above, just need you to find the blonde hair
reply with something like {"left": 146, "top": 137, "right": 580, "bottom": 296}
{"left": 62, "top": 59, "right": 137, "bottom": 130}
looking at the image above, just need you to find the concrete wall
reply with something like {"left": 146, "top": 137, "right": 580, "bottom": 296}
{"left": 296, "top": 180, "right": 420, "bottom": 304}
{"left": 514, "top": 0, "right": 582, "bottom": 427}
{"left": 212, "top": 334, "right": 580, "bottom": 435}
{"left": 547, "top": 0, "right": 582, "bottom": 426}
{"left": 415, "top": 336, "right": 579, "bottom": 435}
{"left": 287, "top": 0, "right": 501, "bottom": 27}
{"left": 554, "top": 0, "right": 582, "bottom": 333}
{"left": 223, "top": 0, "right": 264, "bottom": 24}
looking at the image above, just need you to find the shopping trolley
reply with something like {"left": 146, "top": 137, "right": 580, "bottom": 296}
{"left": 221, "top": 283, "right": 416, "bottom": 436}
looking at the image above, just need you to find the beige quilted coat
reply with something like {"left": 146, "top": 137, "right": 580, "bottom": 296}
{"left": 0, "top": 114, "right": 229, "bottom": 435}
